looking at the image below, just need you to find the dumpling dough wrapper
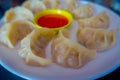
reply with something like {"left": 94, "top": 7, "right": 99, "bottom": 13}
{"left": 5, "top": 6, "right": 34, "bottom": 23}
{"left": 77, "top": 27, "right": 118, "bottom": 51}
{"left": 22, "top": 0, "right": 46, "bottom": 14}
{"left": 63, "top": 0, "right": 78, "bottom": 12}
{"left": 51, "top": 29, "right": 96, "bottom": 68}
{"left": 0, "top": 20, "right": 34, "bottom": 48}
{"left": 72, "top": 4, "right": 94, "bottom": 19}
{"left": 43, "top": 0, "right": 61, "bottom": 9}
{"left": 77, "top": 12, "right": 109, "bottom": 29}
{"left": 19, "top": 28, "right": 56, "bottom": 66}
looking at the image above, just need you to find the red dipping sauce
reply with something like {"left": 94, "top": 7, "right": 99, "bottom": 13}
{"left": 37, "top": 14, "right": 68, "bottom": 28}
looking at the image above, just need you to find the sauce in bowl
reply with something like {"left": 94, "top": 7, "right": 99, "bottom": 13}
{"left": 37, "top": 14, "right": 68, "bottom": 28}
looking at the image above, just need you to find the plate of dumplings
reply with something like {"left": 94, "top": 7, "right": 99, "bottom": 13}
{"left": 0, "top": 0, "right": 120, "bottom": 80}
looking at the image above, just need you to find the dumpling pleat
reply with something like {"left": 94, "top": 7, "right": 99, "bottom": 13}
{"left": 19, "top": 28, "right": 56, "bottom": 66}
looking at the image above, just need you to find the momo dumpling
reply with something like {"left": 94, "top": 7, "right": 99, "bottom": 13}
{"left": 19, "top": 28, "right": 56, "bottom": 66}
{"left": 51, "top": 29, "right": 96, "bottom": 68}
{"left": 5, "top": 6, "right": 33, "bottom": 23}
{"left": 22, "top": 0, "right": 46, "bottom": 14}
{"left": 73, "top": 4, "right": 94, "bottom": 19}
{"left": 77, "top": 12, "right": 109, "bottom": 29}
{"left": 0, "top": 20, "right": 34, "bottom": 48}
{"left": 77, "top": 27, "right": 118, "bottom": 51}
{"left": 43, "top": 0, "right": 61, "bottom": 9}
{"left": 63, "top": 0, "right": 78, "bottom": 12}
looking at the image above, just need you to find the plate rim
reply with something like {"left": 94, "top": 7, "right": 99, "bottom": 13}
{"left": 0, "top": 1, "right": 120, "bottom": 80}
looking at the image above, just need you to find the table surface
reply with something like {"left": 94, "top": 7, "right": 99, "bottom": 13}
{"left": 0, "top": 0, "right": 120, "bottom": 80}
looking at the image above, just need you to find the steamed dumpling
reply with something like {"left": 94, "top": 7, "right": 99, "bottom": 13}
{"left": 73, "top": 4, "right": 94, "bottom": 19}
{"left": 0, "top": 20, "right": 34, "bottom": 48}
{"left": 43, "top": 0, "right": 61, "bottom": 9}
{"left": 19, "top": 28, "right": 56, "bottom": 66}
{"left": 63, "top": 0, "right": 78, "bottom": 12}
{"left": 77, "top": 27, "right": 118, "bottom": 51}
{"left": 22, "top": 0, "right": 46, "bottom": 14}
{"left": 77, "top": 12, "right": 109, "bottom": 29}
{"left": 51, "top": 29, "right": 96, "bottom": 68}
{"left": 5, "top": 6, "right": 34, "bottom": 23}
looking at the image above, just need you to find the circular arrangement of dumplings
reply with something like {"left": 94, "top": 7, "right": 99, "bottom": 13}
{"left": 0, "top": 0, "right": 119, "bottom": 69}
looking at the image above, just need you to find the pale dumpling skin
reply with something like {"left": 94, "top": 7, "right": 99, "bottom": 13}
{"left": 22, "top": 0, "right": 46, "bottom": 14}
{"left": 0, "top": 20, "right": 34, "bottom": 48}
{"left": 77, "top": 27, "right": 118, "bottom": 51}
{"left": 73, "top": 4, "right": 94, "bottom": 19}
{"left": 5, "top": 6, "right": 34, "bottom": 23}
{"left": 51, "top": 29, "right": 96, "bottom": 68}
{"left": 43, "top": 0, "right": 61, "bottom": 9}
{"left": 63, "top": 0, "right": 78, "bottom": 12}
{"left": 19, "top": 28, "right": 56, "bottom": 66}
{"left": 77, "top": 12, "right": 109, "bottom": 29}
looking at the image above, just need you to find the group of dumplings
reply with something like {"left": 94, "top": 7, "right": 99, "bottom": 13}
{"left": 0, "top": 0, "right": 118, "bottom": 69}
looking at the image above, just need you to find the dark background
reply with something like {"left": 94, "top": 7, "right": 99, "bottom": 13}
{"left": 0, "top": 0, "right": 120, "bottom": 80}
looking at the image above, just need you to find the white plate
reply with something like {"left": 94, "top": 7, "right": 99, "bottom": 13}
{"left": 0, "top": 1, "right": 120, "bottom": 80}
